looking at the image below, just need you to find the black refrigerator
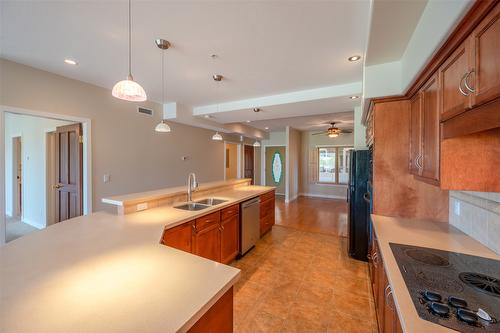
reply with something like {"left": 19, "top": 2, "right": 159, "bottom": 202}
{"left": 347, "top": 150, "right": 369, "bottom": 261}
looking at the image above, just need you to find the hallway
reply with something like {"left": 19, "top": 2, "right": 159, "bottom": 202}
{"left": 231, "top": 196, "right": 376, "bottom": 332}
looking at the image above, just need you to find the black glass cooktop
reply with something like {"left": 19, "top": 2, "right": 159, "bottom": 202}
{"left": 390, "top": 243, "right": 500, "bottom": 332}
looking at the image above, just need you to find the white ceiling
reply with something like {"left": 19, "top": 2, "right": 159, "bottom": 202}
{"left": 1, "top": 0, "right": 370, "bottom": 109}
{"left": 365, "top": 0, "right": 428, "bottom": 66}
{"left": 247, "top": 111, "right": 354, "bottom": 132}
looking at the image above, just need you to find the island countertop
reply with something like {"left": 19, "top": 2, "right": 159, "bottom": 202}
{"left": 0, "top": 184, "right": 275, "bottom": 333}
{"left": 371, "top": 214, "right": 500, "bottom": 333}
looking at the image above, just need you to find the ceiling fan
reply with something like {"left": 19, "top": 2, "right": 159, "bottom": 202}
{"left": 312, "top": 122, "right": 353, "bottom": 138}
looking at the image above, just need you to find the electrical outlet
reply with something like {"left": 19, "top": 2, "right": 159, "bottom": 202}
{"left": 454, "top": 201, "right": 461, "bottom": 216}
{"left": 136, "top": 203, "right": 148, "bottom": 211}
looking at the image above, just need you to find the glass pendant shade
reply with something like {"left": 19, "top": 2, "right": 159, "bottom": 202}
{"left": 328, "top": 133, "right": 339, "bottom": 138}
{"left": 212, "top": 132, "right": 223, "bottom": 141}
{"left": 253, "top": 141, "right": 261, "bottom": 147}
{"left": 155, "top": 120, "right": 171, "bottom": 132}
{"left": 112, "top": 75, "right": 147, "bottom": 102}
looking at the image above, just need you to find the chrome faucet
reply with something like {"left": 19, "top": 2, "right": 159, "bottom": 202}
{"left": 187, "top": 173, "right": 199, "bottom": 202}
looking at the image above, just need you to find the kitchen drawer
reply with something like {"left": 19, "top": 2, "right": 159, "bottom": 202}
{"left": 221, "top": 204, "right": 239, "bottom": 220}
{"left": 195, "top": 211, "right": 220, "bottom": 231}
{"left": 260, "top": 198, "right": 275, "bottom": 218}
{"left": 260, "top": 214, "right": 274, "bottom": 236}
{"left": 260, "top": 190, "right": 275, "bottom": 203}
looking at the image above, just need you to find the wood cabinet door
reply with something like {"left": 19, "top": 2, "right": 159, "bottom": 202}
{"left": 470, "top": 3, "right": 500, "bottom": 107}
{"left": 162, "top": 222, "right": 193, "bottom": 253}
{"left": 220, "top": 214, "right": 239, "bottom": 264}
{"left": 193, "top": 224, "right": 221, "bottom": 262}
{"left": 421, "top": 74, "right": 440, "bottom": 183}
{"left": 409, "top": 93, "right": 423, "bottom": 176}
{"left": 438, "top": 40, "right": 471, "bottom": 120}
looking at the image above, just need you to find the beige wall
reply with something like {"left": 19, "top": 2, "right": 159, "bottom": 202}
{"left": 225, "top": 143, "right": 238, "bottom": 179}
{"left": 299, "top": 131, "right": 354, "bottom": 199}
{"left": 286, "top": 127, "right": 300, "bottom": 202}
{"left": 0, "top": 59, "right": 226, "bottom": 212}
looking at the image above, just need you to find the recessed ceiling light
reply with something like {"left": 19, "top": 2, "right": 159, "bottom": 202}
{"left": 349, "top": 95, "right": 360, "bottom": 100}
{"left": 348, "top": 55, "right": 361, "bottom": 62}
{"left": 204, "top": 114, "right": 211, "bottom": 119}
{"left": 64, "top": 59, "right": 78, "bottom": 65}
{"left": 246, "top": 120, "right": 251, "bottom": 123}
{"left": 253, "top": 108, "right": 261, "bottom": 113}
{"left": 265, "top": 127, "right": 269, "bottom": 130}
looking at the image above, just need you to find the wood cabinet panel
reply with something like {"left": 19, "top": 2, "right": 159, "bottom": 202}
{"left": 439, "top": 40, "right": 471, "bottom": 120}
{"left": 195, "top": 211, "right": 220, "bottom": 231}
{"left": 409, "top": 93, "right": 422, "bottom": 176}
{"left": 161, "top": 222, "right": 193, "bottom": 253}
{"left": 221, "top": 204, "right": 239, "bottom": 220}
{"left": 187, "top": 287, "right": 233, "bottom": 333}
{"left": 420, "top": 74, "right": 440, "bottom": 183}
{"left": 260, "top": 198, "right": 275, "bottom": 218}
{"left": 260, "top": 190, "right": 275, "bottom": 203}
{"left": 193, "top": 223, "right": 221, "bottom": 262}
{"left": 220, "top": 214, "right": 239, "bottom": 264}
{"left": 470, "top": 3, "right": 500, "bottom": 107}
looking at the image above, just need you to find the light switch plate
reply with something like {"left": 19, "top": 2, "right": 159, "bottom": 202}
{"left": 136, "top": 203, "right": 148, "bottom": 211}
{"left": 103, "top": 174, "right": 111, "bottom": 183}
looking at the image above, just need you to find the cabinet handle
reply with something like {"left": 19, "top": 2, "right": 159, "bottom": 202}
{"left": 192, "top": 224, "right": 197, "bottom": 233}
{"left": 459, "top": 72, "right": 469, "bottom": 96}
{"left": 385, "top": 285, "right": 395, "bottom": 311}
{"left": 416, "top": 154, "right": 423, "bottom": 169}
{"left": 464, "top": 70, "right": 475, "bottom": 93}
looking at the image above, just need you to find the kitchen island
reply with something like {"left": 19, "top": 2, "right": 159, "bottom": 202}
{"left": 0, "top": 181, "right": 275, "bottom": 333}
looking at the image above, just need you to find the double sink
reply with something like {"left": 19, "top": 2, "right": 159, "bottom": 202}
{"left": 174, "top": 198, "right": 228, "bottom": 211}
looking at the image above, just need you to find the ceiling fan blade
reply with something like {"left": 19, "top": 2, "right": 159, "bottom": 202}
{"left": 311, "top": 132, "right": 326, "bottom": 136}
{"left": 342, "top": 129, "right": 353, "bottom": 133}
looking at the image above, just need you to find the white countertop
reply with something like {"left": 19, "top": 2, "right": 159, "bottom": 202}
{"left": 1, "top": 184, "right": 274, "bottom": 333}
{"left": 372, "top": 214, "right": 500, "bottom": 333}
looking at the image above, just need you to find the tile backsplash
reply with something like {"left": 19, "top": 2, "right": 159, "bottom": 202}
{"left": 449, "top": 191, "right": 500, "bottom": 255}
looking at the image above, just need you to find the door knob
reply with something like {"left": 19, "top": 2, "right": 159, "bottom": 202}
{"left": 53, "top": 184, "right": 63, "bottom": 189}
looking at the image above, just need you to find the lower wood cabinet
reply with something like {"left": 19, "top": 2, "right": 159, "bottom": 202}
{"left": 369, "top": 230, "right": 403, "bottom": 333}
{"left": 260, "top": 190, "right": 275, "bottom": 236}
{"left": 161, "top": 202, "right": 243, "bottom": 264}
{"left": 161, "top": 221, "right": 193, "bottom": 253}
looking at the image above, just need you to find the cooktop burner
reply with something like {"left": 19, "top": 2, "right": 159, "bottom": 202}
{"left": 459, "top": 272, "right": 500, "bottom": 298}
{"left": 405, "top": 248, "right": 451, "bottom": 266}
{"left": 390, "top": 243, "right": 500, "bottom": 332}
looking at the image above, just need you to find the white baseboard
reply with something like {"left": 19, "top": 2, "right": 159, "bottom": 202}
{"left": 299, "top": 192, "right": 346, "bottom": 200}
{"left": 285, "top": 194, "right": 299, "bottom": 203}
{"left": 21, "top": 218, "right": 45, "bottom": 230}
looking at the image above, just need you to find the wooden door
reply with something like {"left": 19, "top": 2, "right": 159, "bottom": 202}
{"left": 470, "top": 3, "right": 500, "bottom": 107}
{"left": 193, "top": 224, "right": 221, "bottom": 262}
{"left": 409, "top": 93, "right": 422, "bottom": 176}
{"left": 13, "top": 137, "right": 22, "bottom": 217}
{"left": 421, "top": 74, "right": 440, "bottom": 183}
{"left": 55, "top": 123, "right": 83, "bottom": 222}
{"left": 220, "top": 214, "right": 239, "bottom": 264}
{"left": 438, "top": 40, "right": 471, "bottom": 120}
{"left": 244, "top": 145, "right": 254, "bottom": 184}
{"left": 265, "top": 146, "right": 286, "bottom": 194}
{"left": 162, "top": 222, "right": 193, "bottom": 253}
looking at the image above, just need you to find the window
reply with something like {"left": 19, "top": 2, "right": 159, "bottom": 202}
{"left": 318, "top": 146, "right": 353, "bottom": 184}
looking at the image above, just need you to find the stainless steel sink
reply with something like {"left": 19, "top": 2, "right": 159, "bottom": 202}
{"left": 174, "top": 202, "right": 210, "bottom": 211}
{"left": 195, "top": 198, "right": 228, "bottom": 206}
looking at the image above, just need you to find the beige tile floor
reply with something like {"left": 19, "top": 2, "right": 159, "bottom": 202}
{"left": 231, "top": 225, "right": 378, "bottom": 333}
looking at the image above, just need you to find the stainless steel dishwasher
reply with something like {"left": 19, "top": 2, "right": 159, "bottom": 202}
{"left": 240, "top": 197, "right": 260, "bottom": 255}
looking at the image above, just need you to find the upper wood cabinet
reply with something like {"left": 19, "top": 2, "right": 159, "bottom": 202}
{"left": 420, "top": 75, "right": 440, "bottom": 183}
{"left": 409, "top": 94, "right": 422, "bottom": 176}
{"left": 409, "top": 74, "right": 440, "bottom": 184}
{"left": 469, "top": 3, "right": 500, "bottom": 107}
{"left": 438, "top": 40, "right": 471, "bottom": 120}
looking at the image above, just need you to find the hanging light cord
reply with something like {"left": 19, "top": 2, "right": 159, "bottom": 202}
{"left": 128, "top": 0, "right": 132, "bottom": 78}
{"left": 162, "top": 48, "right": 165, "bottom": 104}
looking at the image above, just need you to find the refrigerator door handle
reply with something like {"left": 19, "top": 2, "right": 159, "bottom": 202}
{"left": 363, "top": 192, "right": 371, "bottom": 204}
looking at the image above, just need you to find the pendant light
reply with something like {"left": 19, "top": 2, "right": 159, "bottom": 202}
{"left": 154, "top": 39, "right": 171, "bottom": 132}
{"left": 112, "top": 0, "right": 147, "bottom": 102}
{"left": 212, "top": 132, "right": 223, "bottom": 141}
{"left": 253, "top": 140, "right": 261, "bottom": 147}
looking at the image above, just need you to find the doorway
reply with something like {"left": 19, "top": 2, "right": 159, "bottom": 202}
{"left": 244, "top": 145, "right": 254, "bottom": 184}
{"left": 265, "top": 146, "right": 286, "bottom": 195}
{"left": 3, "top": 111, "right": 88, "bottom": 243}
{"left": 224, "top": 142, "right": 241, "bottom": 180}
